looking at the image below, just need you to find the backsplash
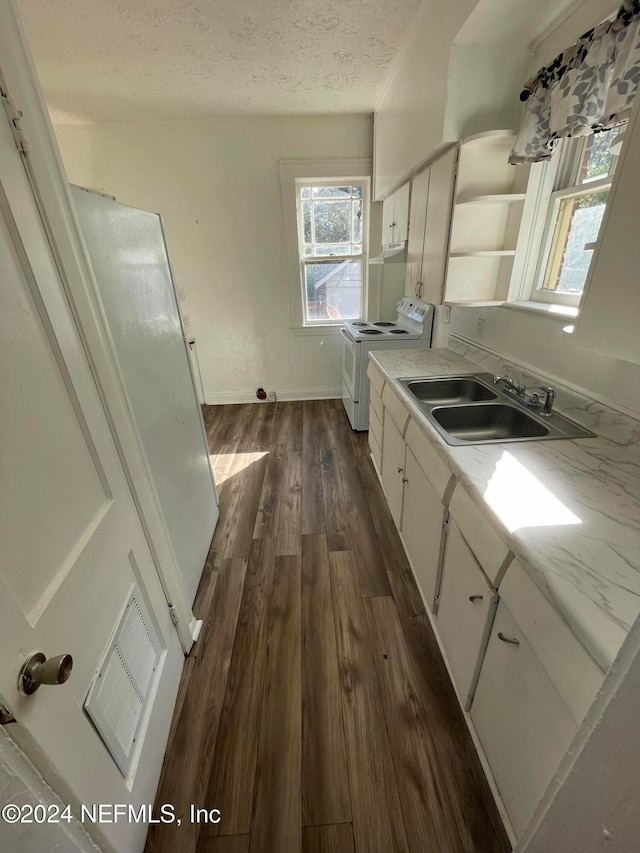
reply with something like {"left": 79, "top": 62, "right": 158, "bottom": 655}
{"left": 448, "top": 334, "right": 640, "bottom": 448}
{"left": 442, "top": 304, "right": 640, "bottom": 419}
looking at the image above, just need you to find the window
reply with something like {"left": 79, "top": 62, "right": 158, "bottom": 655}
{"left": 296, "top": 181, "right": 367, "bottom": 324}
{"left": 532, "top": 127, "right": 621, "bottom": 307}
{"left": 279, "top": 159, "right": 371, "bottom": 331}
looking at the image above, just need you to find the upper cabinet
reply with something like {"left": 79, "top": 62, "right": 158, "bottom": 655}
{"left": 405, "top": 147, "right": 458, "bottom": 303}
{"left": 444, "top": 131, "right": 526, "bottom": 304}
{"left": 574, "top": 94, "right": 640, "bottom": 366}
{"left": 381, "top": 182, "right": 410, "bottom": 246}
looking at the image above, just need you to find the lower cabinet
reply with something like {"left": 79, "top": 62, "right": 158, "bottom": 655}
{"left": 370, "top": 376, "right": 604, "bottom": 843}
{"left": 401, "top": 447, "right": 448, "bottom": 610}
{"left": 380, "top": 414, "right": 406, "bottom": 528}
{"left": 471, "top": 598, "right": 579, "bottom": 837}
{"left": 436, "top": 519, "right": 498, "bottom": 708}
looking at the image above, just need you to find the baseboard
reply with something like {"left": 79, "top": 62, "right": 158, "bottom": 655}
{"left": 204, "top": 387, "right": 342, "bottom": 405}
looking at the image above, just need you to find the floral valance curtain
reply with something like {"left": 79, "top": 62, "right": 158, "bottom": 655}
{"left": 509, "top": 0, "right": 640, "bottom": 164}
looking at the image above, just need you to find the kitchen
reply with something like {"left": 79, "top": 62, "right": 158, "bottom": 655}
{"left": 1, "top": 0, "right": 640, "bottom": 851}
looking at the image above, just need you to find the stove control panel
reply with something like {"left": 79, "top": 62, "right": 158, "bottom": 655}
{"left": 397, "top": 297, "right": 430, "bottom": 323}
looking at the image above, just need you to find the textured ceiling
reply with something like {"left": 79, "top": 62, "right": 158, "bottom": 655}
{"left": 18, "top": 0, "right": 424, "bottom": 123}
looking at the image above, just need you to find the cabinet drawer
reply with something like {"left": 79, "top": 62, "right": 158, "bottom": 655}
{"left": 449, "top": 486, "right": 511, "bottom": 586}
{"left": 370, "top": 384, "right": 383, "bottom": 425}
{"left": 471, "top": 600, "right": 577, "bottom": 837}
{"left": 369, "top": 403, "right": 382, "bottom": 451}
{"left": 500, "top": 560, "right": 604, "bottom": 723}
{"left": 405, "top": 419, "right": 454, "bottom": 503}
{"left": 437, "top": 520, "right": 497, "bottom": 707}
{"left": 367, "top": 360, "right": 386, "bottom": 398}
{"left": 382, "top": 384, "right": 410, "bottom": 436}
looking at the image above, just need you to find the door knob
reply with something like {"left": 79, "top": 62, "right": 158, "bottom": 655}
{"left": 19, "top": 652, "right": 73, "bottom": 695}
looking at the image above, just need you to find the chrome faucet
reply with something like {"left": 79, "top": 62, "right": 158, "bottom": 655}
{"left": 529, "top": 385, "right": 556, "bottom": 416}
{"left": 493, "top": 375, "right": 526, "bottom": 397}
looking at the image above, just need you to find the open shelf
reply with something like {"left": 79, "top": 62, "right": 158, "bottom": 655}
{"left": 456, "top": 193, "right": 526, "bottom": 205}
{"left": 450, "top": 250, "right": 516, "bottom": 258}
{"left": 443, "top": 130, "right": 527, "bottom": 305}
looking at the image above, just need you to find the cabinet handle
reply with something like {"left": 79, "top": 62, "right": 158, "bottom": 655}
{"left": 402, "top": 478, "right": 408, "bottom": 484}
{"left": 498, "top": 632, "right": 520, "bottom": 646}
{"left": 469, "top": 595, "right": 483, "bottom": 603}
{"left": 397, "top": 467, "right": 403, "bottom": 473}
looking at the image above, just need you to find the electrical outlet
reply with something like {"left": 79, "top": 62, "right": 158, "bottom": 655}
{"left": 178, "top": 288, "right": 186, "bottom": 302}
{"left": 443, "top": 305, "right": 451, "bottom": 324}
{"left": 183, "top": 314, "right": 190, "bottom": 328}
{"left": 267, "top": 391, "right": 276, "bottom": 403}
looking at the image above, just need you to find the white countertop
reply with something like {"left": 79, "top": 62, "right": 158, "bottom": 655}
{"left": 370, "top": 346, "right": 640, "bottom": 672}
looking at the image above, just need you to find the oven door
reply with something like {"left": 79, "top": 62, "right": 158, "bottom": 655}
{"left": 340, "top": 327, "right": 360, "bottom": 402}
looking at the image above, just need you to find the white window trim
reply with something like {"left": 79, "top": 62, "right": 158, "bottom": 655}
{"left": 532, "top": 174, "right": 612, "bottom": 307}
{"left": 508, "top": 135, "right": 617, "bottom": 312}
{"left": 279, "top": 158, "right": 372, "bottom": 330}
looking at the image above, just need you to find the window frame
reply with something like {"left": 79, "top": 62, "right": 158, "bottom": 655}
{"left": 509, "top": 130, "right": 622, "bottom": 314}
{"left": 279, "top": 159, "right": 372, "bottom": 331}
{"left": 295, "top": 179, "right": 368, "bottom": 326}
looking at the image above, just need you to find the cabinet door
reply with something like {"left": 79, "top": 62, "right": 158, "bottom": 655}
{"left": 471, "top": 601, "right": 577, "bottom": 837}
{"left": 405, "top": 167, "right": 430, "bottom": 298}
{"left": 421, "top": 147, "right": 456, "bottom": 304}
{"left": 392, "top": 182, "right": 410, "bottom": 244}
{"left": 381, "top": 194, "right": 396, "bottom": 245}
{"left": 381, "top": 414, "right": 405, "bottom": 527}
{"left": 436, "top": 520, "right": 497, "bottom": 707}
{"left": 401, "top": 448, "right": 446, "bottom": 611}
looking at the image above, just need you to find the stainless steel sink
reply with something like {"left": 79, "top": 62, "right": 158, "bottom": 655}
{"left": 402, "top": 378, "right": 497, "bottom": 405}
{"left": 396, "top": 373, "right": 596, "bottom": 445}
{"left": 431, "top": 404, "right": 549, "bottom": 442}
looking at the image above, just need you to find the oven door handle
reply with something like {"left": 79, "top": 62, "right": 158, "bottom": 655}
{"left": 340, "top": 327, "right": 357, "bottom": 345}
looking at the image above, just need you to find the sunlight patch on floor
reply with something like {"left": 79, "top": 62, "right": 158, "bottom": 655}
{"left": 211, "top": 450, "right": 269, "bottom": 486}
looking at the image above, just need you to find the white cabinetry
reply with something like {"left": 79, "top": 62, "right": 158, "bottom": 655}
{"left": 444, "top": 131, "right": 526, "bottom": 304}
{"left": 381, "top": 413, "right": 406, "bottom": 528}
{"left": 381, "top": 182, "right": 410, "bottom": 245}
{"left": 405, "top": 148, "right": 458, "bottom": 302}
{"left": 436, "top": 520, "right": 498, "bottom": 708}
{"left": 368, "top": 370, "right": 606, "bottom": 844}
{"left": 375, "top": 382, "right": 454, "bottom": 610}
{"left": 471, "top": 559, "right": 605, "bottom": 836}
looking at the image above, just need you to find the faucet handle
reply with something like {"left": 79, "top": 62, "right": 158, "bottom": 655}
{"left": 537, "top": 385, "right": 556, "bottom": 416}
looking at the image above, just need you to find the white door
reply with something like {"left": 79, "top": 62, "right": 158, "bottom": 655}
{"left": 0, "top": 89, "right": 183, "bottom": 852}
{"left": 71, "top": 188, "right": 218, "bottom": 607}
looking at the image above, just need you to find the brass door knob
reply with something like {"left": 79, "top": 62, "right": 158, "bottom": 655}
{"left": 19, "top": 652, "right": 73, "bottom": 695}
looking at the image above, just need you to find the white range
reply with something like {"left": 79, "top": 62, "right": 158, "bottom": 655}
{"left": 341, "top": 297, "right": 434, "bottom": 430}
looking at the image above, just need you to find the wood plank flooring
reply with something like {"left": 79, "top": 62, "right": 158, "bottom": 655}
{"left": 145, "top": 400, "right": 510, "bottom": 853}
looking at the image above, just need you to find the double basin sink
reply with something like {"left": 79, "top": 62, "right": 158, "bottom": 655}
{"left": 397, "top": 373, "right": 595, "bottom": 446}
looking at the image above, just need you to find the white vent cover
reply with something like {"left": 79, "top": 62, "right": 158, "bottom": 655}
{"left": 85, "top": 586, "right": 162, "bottom": 776}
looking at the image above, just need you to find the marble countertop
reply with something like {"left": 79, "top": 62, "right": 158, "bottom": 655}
{"left": 370, "top": 345, "right": 640, "bottom": 672}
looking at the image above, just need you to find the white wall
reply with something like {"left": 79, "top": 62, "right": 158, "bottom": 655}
{"left": 54, "top": 114, "right": 373, "bottom": 403}
{"left": 374, "top": 0, "right": 479, "bottom": 200}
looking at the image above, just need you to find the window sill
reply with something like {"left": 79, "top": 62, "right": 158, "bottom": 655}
{"left": 504, "top": 300, "right": 579, "bottom": 321}
{"left": 289, "top": 325, "right": 344, "bottom": 337}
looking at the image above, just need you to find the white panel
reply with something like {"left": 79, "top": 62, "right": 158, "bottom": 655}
{"left": 85, "top": 587, "right": 162, "bottom": 776}
{"left": 437, "top": 521, "right": 498, "bottom": 704}
{"left": 0, "top": 212, "right": 108, "bottom": 618}
{"left": 449, "top": 486, "right": 511, "bottom": 585}
{"left": 71, "top": 187, "right": 217, "bottom": 605}
{"left": 472, "top": 601, "right": 577, "bottom": 836}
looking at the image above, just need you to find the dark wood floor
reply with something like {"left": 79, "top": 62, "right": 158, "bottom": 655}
{"left": 145, "top": 400, "right": 510, "bottom": 853}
